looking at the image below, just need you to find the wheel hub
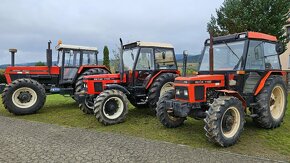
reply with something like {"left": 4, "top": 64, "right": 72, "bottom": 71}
{"left": 223, "top": 114, "right": 234, "bottom": 132}
{"left": 17, "top": 91, "right": 32, "bottom": 103}
{"left": 105, "top": 100, "right": 118, "bottom": 116}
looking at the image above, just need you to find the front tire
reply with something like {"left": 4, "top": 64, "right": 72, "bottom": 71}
{"left": 204, "top": 96, "right": 245, "bottom": 147}
{"left": 2, "top": 79, "right": 46, "bottom": 115}
{"left": 253, "top": 76, "right": 287, "bottom": 129}
{"left": 77, "top": 68, "right": 109, "bottom": 114}
{"left": 156, "top": 90, "right": 186, "bottom": 128}
{"left": 148, "top": 73, "right": 177, "bottom": 112}
{"left": 93, "top": 89, "right": 128, "bottom": 125}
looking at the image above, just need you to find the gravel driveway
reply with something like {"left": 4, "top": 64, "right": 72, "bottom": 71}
{"left": 0, "top": 116, "right": 286, "bottom": 163}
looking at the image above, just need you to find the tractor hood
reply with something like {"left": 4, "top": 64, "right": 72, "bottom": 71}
{"left": 83, "top": 73, "right": 122, "bottom": 81}
{"left": 174, "top": 74, "right": 225, "bottom": 84}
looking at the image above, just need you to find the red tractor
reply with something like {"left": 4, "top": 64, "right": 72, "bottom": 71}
{"left": 1, "top": 41, "right": 110, "bottom": 115}
{"left": 156, "top": 32, "right": 287, "bottom": 147}
{"left": 79, "top": 40, "right": 180, "bottom": 125}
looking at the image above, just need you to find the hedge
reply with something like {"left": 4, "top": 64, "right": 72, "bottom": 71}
{"left": 0, "top": 69, "right": 6, "bottom": 84}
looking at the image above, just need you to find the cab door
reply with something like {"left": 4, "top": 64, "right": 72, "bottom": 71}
{"left": 60, "top": 50, "right": 81, "bottom": 84}
{"left": 133, "top": 48, "right": 154, "bottom": 87}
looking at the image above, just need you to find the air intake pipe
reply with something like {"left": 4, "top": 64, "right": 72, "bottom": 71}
{"left": 9, "top": 49, "right": 17, "bottom": 67}
{"left": 47, "top": 40, "right": 52, "bottom": 67}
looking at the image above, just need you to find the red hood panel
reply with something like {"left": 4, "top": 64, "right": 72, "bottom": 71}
{"left": 84, "top": 73, "right": 120, "bottom": 79}
{"left": 175, "top": 74, "right": 225, "bottom": 81}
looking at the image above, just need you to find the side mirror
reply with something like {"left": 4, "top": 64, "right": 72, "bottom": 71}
{"left": 162, "top": 52, "right": 166, "bottom": 59}
{"left": 276, "top": 42, "right": 284, "bottom": 55}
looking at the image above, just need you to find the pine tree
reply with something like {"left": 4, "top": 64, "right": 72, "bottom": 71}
{"left": 208, "top": 0, "right": 290, "bottom": 45}
{"left": 103, "top": 46, "right": 110, "bottom": 70}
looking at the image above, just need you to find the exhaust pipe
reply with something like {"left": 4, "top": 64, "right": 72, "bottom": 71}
{"left": 182, "top": 50, "right": 188, "bottom": 77}
{"left": 119, "top": 38, "right": 124, "bottom": 82}
{"left": 9, "top": 49, "right": 17, "bottom": 67}
{"left": 47, "top": 40, "right": 52, "bottom": 67}
{"left": 209, "top": 33, "right": 214, "bottom": 75}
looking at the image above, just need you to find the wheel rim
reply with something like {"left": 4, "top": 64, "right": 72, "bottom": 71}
{"left": 221, "top": 107, "right": 240, "bottom": 138}
{"left": 270, "top": 85, "right": 285, "bottom": 120}
{"left": 12, "top": 87, "right": 37, "bottom": 109}
{"left": 160, "top": 82, "right": 174, "bottom": 97}
{"left": 85, "top": 97, "right": 94, "bottom": 110}
{"left": 102, "top": 97, "right": 124, "bottom": 119}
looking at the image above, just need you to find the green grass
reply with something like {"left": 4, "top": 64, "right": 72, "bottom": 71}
{"left": 0, "top": 95, "right": 290, "bottom": 161}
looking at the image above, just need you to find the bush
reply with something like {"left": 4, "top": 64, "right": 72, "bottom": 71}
{"left": 0, "top": 69, "right": 6, "bottom": 84}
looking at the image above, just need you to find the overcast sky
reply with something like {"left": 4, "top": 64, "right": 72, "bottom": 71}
{"left": 0, "top": 0, "right": 223, "bottom": 65}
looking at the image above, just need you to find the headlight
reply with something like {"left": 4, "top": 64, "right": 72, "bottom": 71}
{"left": 184, "top": 90, "right": 188, "bottom": 96}
{"left": 83, "top": 83, "right": 87, "bottom": 88}
{"left": 176, "top": 89, "right": 180, "bottom": 95}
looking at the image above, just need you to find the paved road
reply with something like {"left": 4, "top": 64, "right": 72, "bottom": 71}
{"left": 0, "top": 116, "right": 286, "bottom": 163}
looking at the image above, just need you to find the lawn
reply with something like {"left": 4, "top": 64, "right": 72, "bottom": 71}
{"left": 0, "top": 95, "right": 290, "bottom": 161}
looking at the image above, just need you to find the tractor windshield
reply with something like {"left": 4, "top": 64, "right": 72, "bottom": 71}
{"left": 199, "top": 41, "right": 245, "bottom": 71}
{"left": 123, "top": 47, "right": 139, "bottom": 71}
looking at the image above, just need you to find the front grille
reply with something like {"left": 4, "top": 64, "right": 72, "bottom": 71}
{"left": 175, "top": 86, "right": 189, "bottom": 100}
{"left": 94, "top": 82, "right": 103, "bottom": 92}
{"left": 194, "top": 86, "right": 204, "bottom": 100}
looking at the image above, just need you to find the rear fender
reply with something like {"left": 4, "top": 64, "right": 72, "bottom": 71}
{"left": 145, "top": 70, "right": 180, "bottom": 89}
{"left": 254, "top": 71, "right": 285, "bottom": 96}
{"left": 77, "top": 65, "right": 111, "bottom": 74}
{"left": 216, "top": 90, "right": 246, "bottom": 109}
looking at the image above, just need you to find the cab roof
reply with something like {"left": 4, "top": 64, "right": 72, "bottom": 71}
{"left": 56, "top": 44, "right": 98, "bottom": 52}
{"left": 205, "top": 32, "right": 277, "bottom": 45}
{"left": 123, "top": 41, "right": 174, "bottom": 49}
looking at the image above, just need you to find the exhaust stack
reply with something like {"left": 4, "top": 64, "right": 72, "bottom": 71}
{"left": 182, "top": 50, "right": 188, "bottom": 77}
{"left": 209, "top": 33, "right": 214, "bottom": 75}
{"left": 47, "top": 40, "right": 52, "bottom": 67}
{"left": 119, "top": 38, "right": 124, "bottom": 82}
{"left": 9, "top": 49, "right": 17, "bottom": 67}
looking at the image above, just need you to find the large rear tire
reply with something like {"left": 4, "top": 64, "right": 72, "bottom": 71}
{"left": 77, "top": 68, "right": 109, "bottom": 114}
{"left": 204, "top": 96, "right": 245, "bottom": 147}
{"left": 252, "top": 76, "right": 287, "bottom": 129}
{"left": 2, "top": 79, "right": 46, "bottom": 115}
{"left": 148, "top": 73, "right": 177, "bottom": 112}
{"left": 156, "top": 90, "right": 186, "bottom": 128}
{"left": 93, "top": 89, "right": 128, "bottom": 125}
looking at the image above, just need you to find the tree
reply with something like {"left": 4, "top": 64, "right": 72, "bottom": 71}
{"left": 208, "top": 0, "right": 290, "bottom": 45}
{"left": 103, "top": 46, "right": 110, "bottom": 70}
{"left": 35, "top": 61, "right": 45, "bottom": 66}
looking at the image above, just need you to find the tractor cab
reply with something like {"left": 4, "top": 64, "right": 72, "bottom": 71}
{"left": 81, "top": 41, "right": 180, "bottom": 119}
{"left": 121, "top": 41, "right": 177, "bottom": 87}
{"left": 157, "top": 32, "right": 287, "bottom": 147}
{"left": 55, "top": 41, "right": 100, "bottom": 84}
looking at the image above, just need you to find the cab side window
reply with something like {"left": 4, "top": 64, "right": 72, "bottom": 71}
{"left": 155, "top": 48, "right": 176, "bottom": 69}
{"left": 136, "top": 48, "right": 153, "bottom": 70}
{"left": 245, "top": 41, "right": 265, "bottom": 70}
{"left": 263, "top": 42, "right": 280, "bottom": 69}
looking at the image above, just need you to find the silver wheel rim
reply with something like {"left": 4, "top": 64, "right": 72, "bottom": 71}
{"left": 160, "top": 82, "right": 174, "bottom": 97}
{"left": 270, "top": 85, "right": 285, "bottom": 120}
{"left": 221, "top": 107, "right": 241, "bottom": 138}
{"left": 102, "top": 97, "right": 124, "bottom": 119}
{"left": 12, "top": 87, "right": 37, "bottom": 108}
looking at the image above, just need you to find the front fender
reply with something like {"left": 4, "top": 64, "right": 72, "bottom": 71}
{"left": 105, "top": 84, "right": 130, "bottom": 95}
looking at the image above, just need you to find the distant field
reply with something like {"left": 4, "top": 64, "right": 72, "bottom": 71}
{"left": 0, "top": 95, "right": 289, "bottom": 161}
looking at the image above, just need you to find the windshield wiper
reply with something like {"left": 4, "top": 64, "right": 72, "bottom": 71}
{"left": 223, "top": 41, "right": 240, "bottom": 60}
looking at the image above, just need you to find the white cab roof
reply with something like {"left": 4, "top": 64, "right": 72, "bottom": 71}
{"left": 125, "top": 41, "right": 174, "bottom": 48}
{"left": 56, "top": 44, "right": 98, "bottom": 51}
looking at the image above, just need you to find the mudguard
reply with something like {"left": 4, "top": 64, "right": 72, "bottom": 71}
{"left": 105, "top": 84, "right": 130, "bottom": 95}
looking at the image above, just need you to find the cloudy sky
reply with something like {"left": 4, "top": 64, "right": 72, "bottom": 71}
{"left": 0, "top": 0, "right": 223, "bottom": 65}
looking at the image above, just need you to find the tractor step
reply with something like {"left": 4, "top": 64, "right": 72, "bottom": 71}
{"left": 50, "top": 87, "right": 74, "bottom": 95}
{"left": 250, "top": 103, "right": 259, "bottom": 107}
